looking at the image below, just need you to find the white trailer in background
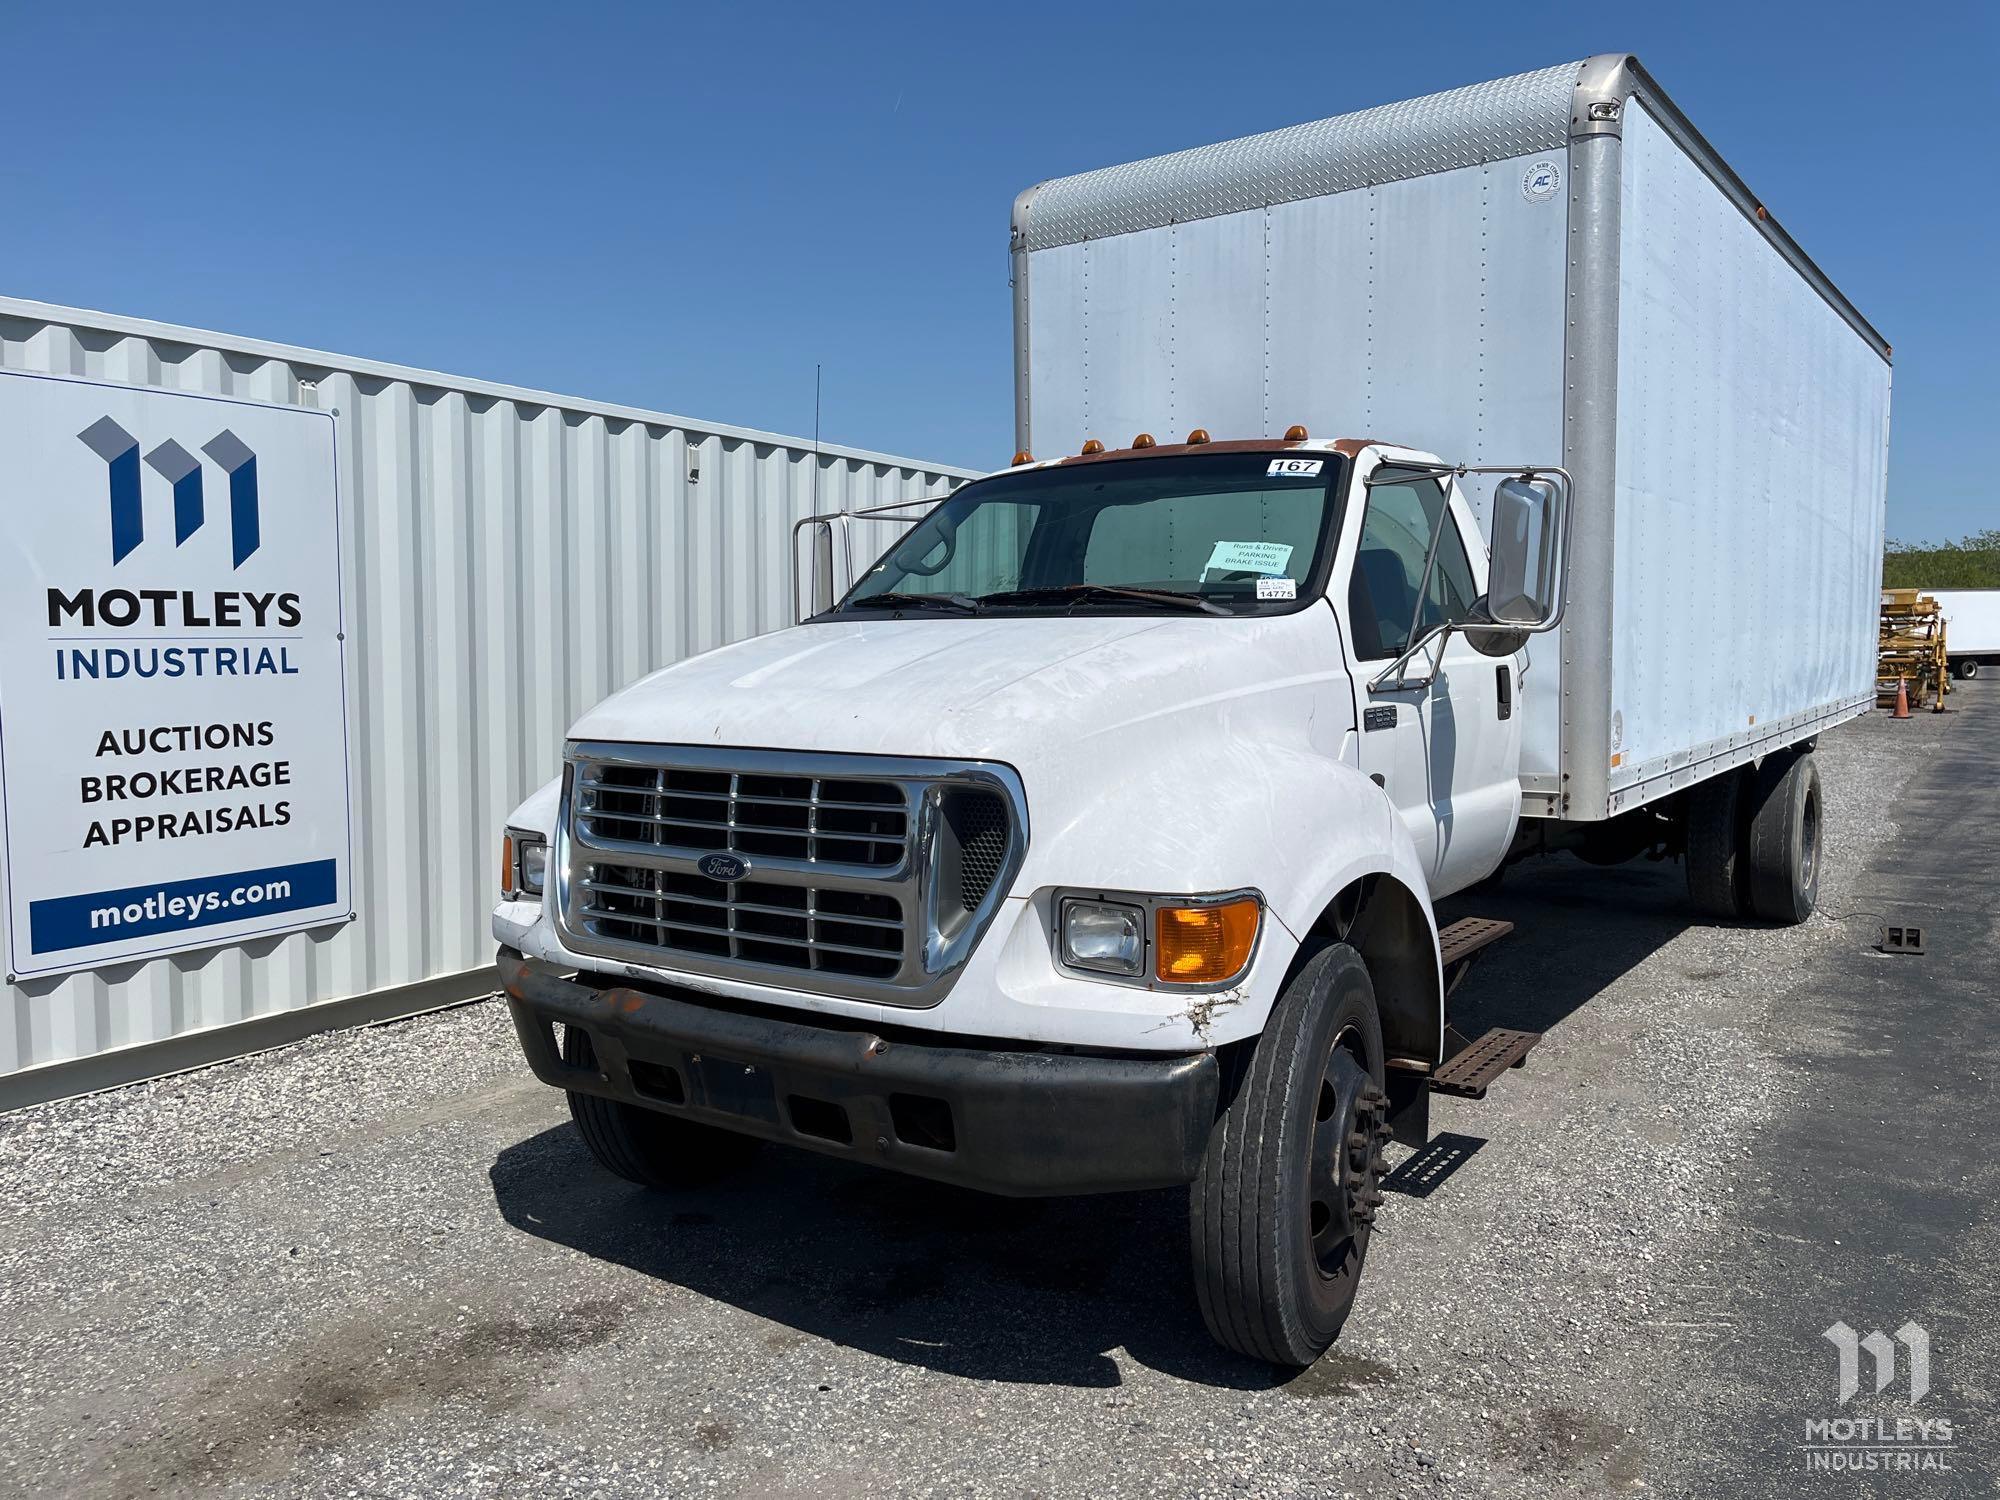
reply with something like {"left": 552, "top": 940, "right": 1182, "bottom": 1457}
{"left": 496, "top": 55, "right": 1891, "bottom": 1367}
{"left": 1934, "top": 589, "right": 2000, "bottom": 677}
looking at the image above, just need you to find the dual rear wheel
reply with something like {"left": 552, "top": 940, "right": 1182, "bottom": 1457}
{"left": 1685, "top": 747, "right": 1821, "bottom": 924}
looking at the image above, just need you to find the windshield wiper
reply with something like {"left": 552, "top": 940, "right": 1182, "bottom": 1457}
{"left": 845, "top": 591, "right": 983, "bottom": 615}
{"left": 977, "top": 584, "right": 1229, "bottom": 616}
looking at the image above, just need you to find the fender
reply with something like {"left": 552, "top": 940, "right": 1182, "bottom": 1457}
{"left": 1258, "top": 753, "right": 1444, "bottom": 1065}
{"left": 1010, "top": 738, "right": 1440, "bottom": 1054}
{"left": 505, "top": 776, "right": 561, "bottom": 841}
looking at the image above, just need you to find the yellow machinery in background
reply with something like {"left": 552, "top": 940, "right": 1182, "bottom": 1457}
{"left": 1879, "top": 588, "right": 1950, "bottom": 711}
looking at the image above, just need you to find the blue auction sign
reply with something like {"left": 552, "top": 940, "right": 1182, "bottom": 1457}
{"left": 0, "top": 370, "right": 353, "bottom": 979}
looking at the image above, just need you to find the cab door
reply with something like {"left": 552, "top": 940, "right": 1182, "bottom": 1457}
{"left": 1341, "top": 462, "right": 1522, "bottom": 896}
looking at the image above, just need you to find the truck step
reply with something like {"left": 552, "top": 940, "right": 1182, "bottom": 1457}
{"left": 1428, "top": 1027, "right": 1541, "bottom": 1098}
{"left": 1437, "top": 916, "right": 1513, "bottom": 968}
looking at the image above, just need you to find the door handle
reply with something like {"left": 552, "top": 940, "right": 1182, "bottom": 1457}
{"left": 1496, "top": 664, "right": 1513, "bottom": 721}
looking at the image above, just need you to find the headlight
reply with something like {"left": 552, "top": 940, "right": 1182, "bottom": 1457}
{"left": 1055, "top": 890, "right": 1263, "bottom": 986}
{"left": 1060, "top": 898, "right": 1145, "bottom": 976}
{"left": 503, "top": 830, "right": 548, "bottom": 899}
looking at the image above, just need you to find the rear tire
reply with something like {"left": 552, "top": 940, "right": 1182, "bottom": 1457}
{"left": 1190, "top": 942, "right": 1389, "bottom": 1367}
{"left": 1684, "top": 769, "right": 1747, "bottom": 919}
{"left": 1744, "top": 749, "right": 1822, "bottom": 925}
{"left": 561, "top": 1027, "right": 761, "bottom": 1188}
{"left": 1958, "top": 659, "right": 1980, "bottom": 681}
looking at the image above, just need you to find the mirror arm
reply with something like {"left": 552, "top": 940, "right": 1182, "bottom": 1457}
{"left": 1395, "top": 496, "right": 1456, "bottom": 681}
{"left": 1368, "top": 620, "right": 1455, "bottom": 694}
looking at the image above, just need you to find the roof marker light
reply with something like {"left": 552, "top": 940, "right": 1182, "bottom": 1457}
{"left": 1186, "top": 428, "right": 1211, "bottom": 445}
{"left": 1132, "top": 433, "right": 1156, "bottom": 449}
{"left": 1284, "top": 424, "right": 1309, "bottom": 442}
{"left": 1080, "top": 439, "right": 1104, "bottom": 455}
{"left": 1011, "top": 450, "right": 1034, "bottom": 466}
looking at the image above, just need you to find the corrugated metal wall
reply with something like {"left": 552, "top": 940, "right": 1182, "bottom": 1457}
{"left": 0, "top": 296, "right": 977, "bottom": 1090}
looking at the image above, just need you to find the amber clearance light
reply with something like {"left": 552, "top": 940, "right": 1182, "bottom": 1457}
{"left": 1155, "top": 898, "right": 1259, "bottom": 983}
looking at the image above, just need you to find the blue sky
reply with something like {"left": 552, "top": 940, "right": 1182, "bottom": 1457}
{"left": 6, "top": 1, "right": 1993, "bottom": 540}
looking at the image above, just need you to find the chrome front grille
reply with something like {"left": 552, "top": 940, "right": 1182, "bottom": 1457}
{"left": 578, "top": 763, "right": 910, "bottom": 869}
{"left": 557, "top": 743, "right": 1027, "bottom": 1007}
{"left": 580, "top": 864, "right": 904, "bottom": 980}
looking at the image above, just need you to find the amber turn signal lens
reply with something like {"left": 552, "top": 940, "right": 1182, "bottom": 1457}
{"left": 500, "top": 833, "right": 515, "bottom": 898}
{"left": 1010, "top": 450, "right": 1034, "bottom": 466}
{"left": 1185, "top": 427, "right": 1211, "bottom": 445}
{"left": 1080, "top": 439, "right": 1105, "bottom": 455}
{"left": 1283, "top": 424, "right": 1309, "bottom": 441}
{"left": 1155, "top": 899, "right": 1259, "bottom": 983}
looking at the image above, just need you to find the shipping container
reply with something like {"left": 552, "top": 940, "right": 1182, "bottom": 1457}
{"left": 1010, "top": 55, "right": 1892, "bottom": 821}
{"left": 0, "top": 295, "right": 975, "bottom": 1107}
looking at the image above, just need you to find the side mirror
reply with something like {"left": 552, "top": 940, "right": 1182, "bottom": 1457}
{"left": 1462, "top": 604, "right": 1528, "bottom": 658}
{"left": 1486, "top": 476, "right": 1561, "bottom": 627}
{"left": 795, "top": 517, "right": 852, "bottom": 620}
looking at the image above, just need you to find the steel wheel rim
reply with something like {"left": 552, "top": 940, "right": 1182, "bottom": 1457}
{"left": 1307, "top": 1023, "right": 1387, "bottom": 1279}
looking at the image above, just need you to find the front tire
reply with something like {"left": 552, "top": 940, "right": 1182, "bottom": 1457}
{"left": 1191, "top": 942, "right": 1390, "bottom": 1366}
{"left": 561, "top": 1026, "right": 761, "bottom": 1189}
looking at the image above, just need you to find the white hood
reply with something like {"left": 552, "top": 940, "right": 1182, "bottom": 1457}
{"left": 569, "top": 614, "right": 1336, "bottom": 761}
{"left": 553, "top": 609, "right": 1365, "bottom": 918}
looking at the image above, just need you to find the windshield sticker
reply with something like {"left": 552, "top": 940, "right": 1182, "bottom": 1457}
{"left": 1256, "top": 578, "right": 1298, "bottom": 601}
{"left": 1265, "top": 457, "right": 1323, "bottom": 478}
{"left": 1203, "top": 540, "right": 1295, "bottom": 580}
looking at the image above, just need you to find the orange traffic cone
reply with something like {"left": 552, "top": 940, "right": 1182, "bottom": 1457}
{"left": 1892, "top": 678, "right": 1911, "bottom": 719}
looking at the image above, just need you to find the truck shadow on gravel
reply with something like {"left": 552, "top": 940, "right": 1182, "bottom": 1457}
{"left": 1435, "top": 854, "right": 1696, "bottom": 1041}
{"left": 490, "top": 1122, "right": 1274, "bottom": 1390}
{"left": 488, "top": 854, "right": 1695, "bottom": 1394}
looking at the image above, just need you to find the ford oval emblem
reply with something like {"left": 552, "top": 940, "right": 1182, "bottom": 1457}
{"left": 698, "top": 852, "right": 749, "bottom": 882}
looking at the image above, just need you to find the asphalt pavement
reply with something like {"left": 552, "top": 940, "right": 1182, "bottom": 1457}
{"left": 0, "top": 688, "right": 1992, "bottom": 1498}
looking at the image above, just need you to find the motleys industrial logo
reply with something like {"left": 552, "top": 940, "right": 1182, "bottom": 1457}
{"left": 77, "top": 416, "right": 263, "bottom": 566}
{"left": 54, "top": 417, "right": 300, "bottom": 848}
{"left": 57, "top": 416, "right": 300, "bottom": 650}
{"left": 1803, "top": 1320, "right": 1958, "bottom": 1474}
{"left": 0, "top": 371, "right": 351, "bottom": 979}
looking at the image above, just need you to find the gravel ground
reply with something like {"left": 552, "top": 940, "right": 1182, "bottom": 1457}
{"left": 0, "top": 697, "right": 1987, "bottom": 1498}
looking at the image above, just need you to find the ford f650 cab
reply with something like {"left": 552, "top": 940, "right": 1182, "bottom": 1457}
{"left": 494, "top": 56, "right": 1889, "bottom": 1366}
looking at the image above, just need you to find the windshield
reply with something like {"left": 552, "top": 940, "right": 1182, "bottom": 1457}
{"left": 838, "top": 452, "right": 1345, "bottom": 617}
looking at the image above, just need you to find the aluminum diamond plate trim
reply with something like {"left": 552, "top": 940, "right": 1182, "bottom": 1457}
{"left": 1017, "top": 61, "right": 1584, "bottom": 251}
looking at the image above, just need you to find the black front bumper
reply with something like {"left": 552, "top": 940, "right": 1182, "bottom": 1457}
{"left": 499, "top": 949, "right": 1219, "bottom": 1196}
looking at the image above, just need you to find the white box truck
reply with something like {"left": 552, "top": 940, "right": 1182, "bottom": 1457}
{"left": 1935, "top": 589, "right": 2000, "bottom": 678}
{"left": 494, "top": 54, "right": 1890, "bottom": 1366}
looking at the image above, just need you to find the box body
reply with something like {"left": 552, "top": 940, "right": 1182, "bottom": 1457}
{"left": 1012, "top": 55, "right": 1891, "bottom": 821}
